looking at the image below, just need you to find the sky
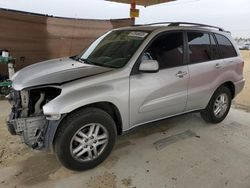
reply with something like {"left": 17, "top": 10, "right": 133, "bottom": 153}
{"left": 0, "top": 0, "right": 249, "bottom": 38}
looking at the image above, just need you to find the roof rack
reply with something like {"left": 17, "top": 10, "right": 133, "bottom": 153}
{"left": 136, "top": 22, "right": 226, "bottom": 32}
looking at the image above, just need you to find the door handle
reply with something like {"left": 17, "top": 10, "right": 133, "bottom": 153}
{"left": 215, "top": 63, "right": 222, "bottom": 69}
{"left": 175, "top": 71, "right": 187, "bottom": 78}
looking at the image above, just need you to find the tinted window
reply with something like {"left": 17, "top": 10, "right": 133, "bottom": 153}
{"left": 188, "top": 32, "right": 211, "bottom": 63}
{"left": 79, "top": 30, "right": 149, "bottom": 68}
{"left": 215, "top": 34, "right": 237, "bottom": 58}
{"left": 144, "top": 32, "right": 183, "bottom": 69}
{"left": 210, "top": 34, "right": 220, "bottom": 59}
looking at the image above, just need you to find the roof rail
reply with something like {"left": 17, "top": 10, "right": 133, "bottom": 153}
{"left": 136, "top": 22, "right": 226, "bottom": 32}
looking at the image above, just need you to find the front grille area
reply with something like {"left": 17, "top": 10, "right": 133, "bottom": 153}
{"left": 7, "top": 89, "right": 48, "bottom": 149}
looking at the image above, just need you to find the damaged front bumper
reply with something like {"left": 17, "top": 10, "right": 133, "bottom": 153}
{"left": 7, "top": 112, "right": 64, "bottom": 151}
{"left": 6, "top": 87, "right": 63, "bottom": 151}
{"left": 7, "top": 115, "right": 48, "bottom": 149}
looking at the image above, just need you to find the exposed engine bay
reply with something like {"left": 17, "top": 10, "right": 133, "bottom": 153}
{"left": 6, "top": 57, "right": 112, "bottom": 151}
{"left": 7, "top": 87, "right": 61, "bottom": 149}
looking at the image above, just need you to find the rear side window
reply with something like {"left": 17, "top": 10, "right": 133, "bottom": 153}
{"left": 187, "top": 32, "right": 212, "bottom": 63}
{"left": 215, "top": 34, "right": 237, "bottom": 58}
{"left": 145, "top": 32, "right": 184, "bottom": 69}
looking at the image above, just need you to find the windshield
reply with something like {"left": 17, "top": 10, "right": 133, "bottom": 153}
{"left": 77, "top": 30, "right": 149, "bottom": 68}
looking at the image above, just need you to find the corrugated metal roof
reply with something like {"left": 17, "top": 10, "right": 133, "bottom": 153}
{"left": 106, "top": 0, "right": 175, "bottom": 6}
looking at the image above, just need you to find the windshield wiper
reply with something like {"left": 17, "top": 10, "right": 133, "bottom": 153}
{"left": 78, "top": 58, "right": 116, "bottom": 69}
{"left": 78, "top": 58, "right": 94, "bottom": 65}
{"left": 88, "top": 61, "right": 117, "bottom": 68}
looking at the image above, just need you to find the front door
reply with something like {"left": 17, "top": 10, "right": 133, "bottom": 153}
{"left": 129, "top": 32, "right": 189, "bottom": 126}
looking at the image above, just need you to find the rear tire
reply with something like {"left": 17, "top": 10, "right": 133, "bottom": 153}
{"left": 55, "top": 107, "right": 117, "bottom": 171}
{"left": 200, "top": 86, "right": 232, "bottom": 124}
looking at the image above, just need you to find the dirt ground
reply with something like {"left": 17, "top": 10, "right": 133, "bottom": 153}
{"left": 234, "top": 50, "right": 250, "bottom": 111}
{"left": 0, "top": 51, "right": 249, "bottom": 188}
{"left": 1, "top": 102, "right": 250, "bottom": 188}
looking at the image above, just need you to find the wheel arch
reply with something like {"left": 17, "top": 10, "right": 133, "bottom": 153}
{"left": 204, "top": 81, "right": 235, "bottom": 110}
{"left": 220, "top": 81, "right": 235, "bottom": 99}
{"left": 82, "top": 101, "right": 123, "bottom": 135}
{"left": 200, "top": 81, "right": 234, "bottom": 124}
{"left": 51, "top": 101, "right": 123, "bottom": 150}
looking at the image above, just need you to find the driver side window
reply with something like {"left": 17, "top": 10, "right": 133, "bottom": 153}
{"left": 144, "top": 32, "right": 184, "bottom": 69}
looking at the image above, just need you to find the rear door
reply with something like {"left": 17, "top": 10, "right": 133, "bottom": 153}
{"left": 214, "top": 33, "right": 241, "bottom": 79}
{"left": 129, "top": 32, "right": 189, "bottom": 126}
{"left": 186, "top": 31, "right": 224, "bottom": 111}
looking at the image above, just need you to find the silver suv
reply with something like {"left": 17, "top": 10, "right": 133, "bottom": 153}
{"left": 7, "top": 22, "right": 245, "bottom": 171}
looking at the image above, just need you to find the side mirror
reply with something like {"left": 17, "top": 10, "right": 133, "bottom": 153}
{"left": 139, "top": 60, "right": 159, "bottom": 73}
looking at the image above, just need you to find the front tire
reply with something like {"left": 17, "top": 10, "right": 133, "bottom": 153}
{"left": 55, "top": 107, "right": 117, "bottom": 171}
{"left": 200, "top": 86, "right": 232, "bottom": 124}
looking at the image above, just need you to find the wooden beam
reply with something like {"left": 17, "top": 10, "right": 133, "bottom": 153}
{"left": 106, "top": 0, "right": 175, "bottom": 7}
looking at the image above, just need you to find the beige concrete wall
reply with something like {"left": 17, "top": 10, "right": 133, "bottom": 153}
{"left": 0, "top": 9, "right": 133, "bottom": 76}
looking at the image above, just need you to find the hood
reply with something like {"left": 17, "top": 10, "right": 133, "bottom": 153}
{"left": 12, "top": 57, "right": 113, "bottom": 90}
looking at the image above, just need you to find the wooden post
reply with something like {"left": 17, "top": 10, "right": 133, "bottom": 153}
{"left": 131, "top": 0, "right": 136, "bottom": 10}
{"left": 130, "top": 0, "right": 136, "bottom": 24}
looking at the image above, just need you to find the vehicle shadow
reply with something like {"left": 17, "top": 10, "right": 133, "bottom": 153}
{"left": 118, "top": 112, "right": 205, "bottom": 141}
{"left": 15, "top": 112, "right": 207, "bottom": 186}
{"left": 17, "top": 152, "right": 61, "bottom": 186}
